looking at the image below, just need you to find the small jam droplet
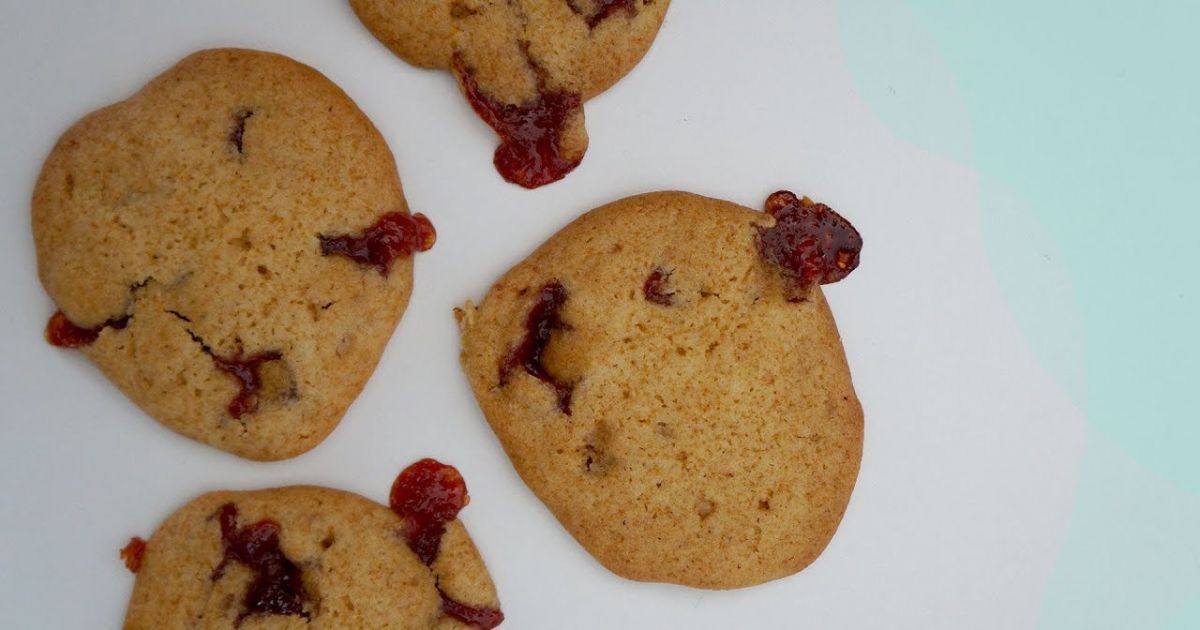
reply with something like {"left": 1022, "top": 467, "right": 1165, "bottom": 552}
{"left": 569, "top": 0, "right": 640, "bottom": 28}
{"left": 211, "top": 351, "right": 283, "bottom": 419}
{"left": 120, "top": 537, "right": 147, "bottom": 573}
{"left": 213, "top": 503, "right": 310, "bottom": 626}
{"left": 756, "top": 191, "right": 862, "bottom": 300}
{"left": 453, "top": 56, "right": 583, "bottom": 189}
{"left": 643, "top": 266, "right": 675, "bottom": 306}
{"left": 45, "top": 310, "right": 129, "bottom": 348}
{"left": 498, "top": 281, "right": 574, "bottom": 414}
{"left": 442, "top": 591, "right": 506, "bottom": 630}
{"left": 319, "top": 211, "right": 436, "bottom": 276}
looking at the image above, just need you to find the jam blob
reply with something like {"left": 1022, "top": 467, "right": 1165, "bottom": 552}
{"left": 643, "top": 266, "right": 675, "bottom": 306}
{"left": 453, "top": 56, "right": 583, "bottom": 189}
{"left": 319, "top": 211, "right": 436, "bottom": 276}
{"left": 213, "top": 503, "right": 310, "bottom": 626}
{"left": 211, "top": 351, "right": 284, "bottom": 419}
{"left": 390, "top": 459, "right": 505, "bottom": 629}
{"left": 120, "top": 537, "right": 147, "bottom": 573}
{"left": 756, "top": 191, "right": 862, "bottom": 300}
{"left": 498, "top": 281, "right": 575, "bottom": 414}
{"left": 45, "top": 310, "right": 129, "bottom": 348}
{"left": 569, "top": 0, "right": 640, "bottom": 28}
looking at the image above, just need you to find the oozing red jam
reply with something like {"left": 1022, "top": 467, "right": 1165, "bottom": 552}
{"left": 319, "top": 212, "right": 436, "bottom": 276}
{"left": 569, "top": 0, "right": 640, "bottom": 28}
{"left": 390, "top": 460, "right": 505, "bottom": 629}
{"left": 213, "top": 503, "right": 310, "bottom": 626}
{"left": 120, "top": 537, "right": 147, "bottom": 573}
{"left": 211, "top": 351, "right": 283, "bottom": 419}
{"left": 454, "top": 56, "right": 583, "bottom": 189}
{"left": 498, "top": 281, "right": 575, "bottom": 414}
{"left": 643, "top": 266, "right": 675, "bottom": 306}
{"left": 45, "top": 310, "right": 129, "bottom": 348}
{"left": 756, "top": 191, "right": 862, "bottom": 300}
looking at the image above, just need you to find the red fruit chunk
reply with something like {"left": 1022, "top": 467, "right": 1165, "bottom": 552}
{"left": 120, "top": 537, "right": 146, "bottom": 573}
{"left": 441, "top": 591, "right": 505, "bottom": 630}
{"left": 498, "top": 281, "right": 574, "bottom": 414}
{"left": 211, "top": 351, "right": 283, "bottom": 419}
{"left": 213, "top": 503, "right": 310, "bottom": 626}
{"left": 319, "top": 211, "right": 436, "bottom": 276}
{"left": 643, "top": 266, "right": 675, "bottom": 306}
{"left": 45, "top": 310, "right": 129, "bottom": 348}
{"left": 390, "top": 458, "right": 469, "bottom": 566}
{"left": 756, "top": 191, "right": 862, "bottom": 300}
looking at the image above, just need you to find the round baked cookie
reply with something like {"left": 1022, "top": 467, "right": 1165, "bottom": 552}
{"left": 33, "top": 48, "right": 436, "bottom": 460}
{"left": 458, "top": 191, "right": 864, "bottom": 588}
{"left": 122, "top": 460, "right": 503, "bottom": 629}
{"left": 349, "top": 0, "right": 670, "bottom": 188}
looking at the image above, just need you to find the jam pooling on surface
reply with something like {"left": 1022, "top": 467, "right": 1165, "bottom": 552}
{"left": 319, "top": 211, "right": 436, "bottom": 276}
{"left": 213, "top": 503, "right": 310, "bottom": 626}
{"left": 211, "top": 351, "right": 283, "bottom": 419}
{"left": 643, "top": 266, "right": 675, "bottom": 306}
{"left": 45, "top": 310, "right": 129, "bottom": 348}
{"left": 120, "top": 537, "right": 147, "bottom": 573}
{"left": 567, "top": 0, "right": 640, "bottom": 28}
{"left": 498, "top": 281, "right": 575, "bottom": 414}
{"left": 453, "top": 55, "right": 583, "bottom": 189}
{"left": 390, "top": 459, "right": 505, "bottom": 630}
{"left": 756, "top": 190, "right": 862, "bottom": 301}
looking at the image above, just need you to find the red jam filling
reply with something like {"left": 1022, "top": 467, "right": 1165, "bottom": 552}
{"left": 569, "top": 0, "right": 640, "bottom": 28}
{"left": 319, "top": 212, "right": 436, "bottom": 276}
{"left": 45, "top": 310, "right": 129, "bottom": 348}
{"left": 756, "top": 191, "right": 862, "bottom": 301}
{"left": 230, "top": 109, "right": 254, "bottom": 154}
{"left": 390, "top": 459, "right": 504, "bottom": 630}
{"left": 211, "top": 351, "right": 283, "bottom": 419}
{"left": 498, "top": 281, "right": 574, "bottom": 414}
{"left": 213, "top": 503, "right": 310, "bottom": 626}
{"left": 643, "top": 267, "right": 675, "bottom": 306}
{"left": 120, "top": 537, "right": 147, "bottom": 573}
{"left": 453, "top": 56, "right": 583, "bottom": 189}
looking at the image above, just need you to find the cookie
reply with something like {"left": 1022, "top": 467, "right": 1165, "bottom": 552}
{"left": 458, "top": 191, "right": 864, "bottom": 588}
{"left": 349, "top": 0, "right": 670, "bottom": 188}
{"left": 33, "top": 48, "right": 435, "bottom": 460}
{"left": 122, "top": 460, "right": 503, "bottom": 629}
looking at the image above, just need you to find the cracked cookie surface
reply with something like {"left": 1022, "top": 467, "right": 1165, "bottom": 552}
{"left": 349, "top": 0, "right": 669, "bottom": 188}
{"left": 458, "top": 192, "right": 864, "bottom": 588}
{"left": 122, "top": 476, "right": 502, "bottom": 629}
{"left": 33, "top": 48, "right": 432, "bottom": 460}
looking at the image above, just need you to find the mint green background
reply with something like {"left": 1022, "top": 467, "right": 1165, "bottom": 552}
{"left": 837, "top": 1, "right": 1200, "bottom": 627}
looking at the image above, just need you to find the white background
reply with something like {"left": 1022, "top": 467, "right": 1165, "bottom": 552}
{"left": 0, "top": 2, "right": 1085, "bottom": 628}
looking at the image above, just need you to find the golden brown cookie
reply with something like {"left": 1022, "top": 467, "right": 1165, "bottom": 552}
{"left": 458, "top": 191, "right": 864, "bottom": 588}
{"left": 349, "top": 0, "right": 670, "bottom": 188}
{"left": 33, "top": 48, "right": 435, "bottom": 460}
{"left": 122, "top": 460, "right": 503, "bottom": 629}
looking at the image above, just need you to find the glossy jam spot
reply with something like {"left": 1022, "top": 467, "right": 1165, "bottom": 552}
{"left": 454, "top": 56, "right": 583, "bottom": 189}
{"left": 211, "top": 351, "right": 283, "bottom": 419}
{"left": 568, "top": 0, "right": 639, "bottom": 28}
{"left": 389, "top": 458, "right": 469, "bottom": 566}
{"left": 441, "top": 592, "right": 505, "bottom": 630}
{"left": 120, "top": 537, "right": 147, "bottom": 573}
{"left": 756, "top": 190, "right": 862, "bottom": 301}
{"left": 643, "top": 266, "right": 675, "bottom": 306}
{"left": 498, "top": 281, "right": 574, "bottom": 414}
{"left": 320, "top": 212, "right": 436, "bottom": 276}
{"left": 45, "top": 310, "right": 129, "bottom": 348}
{"left": 213, "top": 503, "right": 310, "bottom": 626}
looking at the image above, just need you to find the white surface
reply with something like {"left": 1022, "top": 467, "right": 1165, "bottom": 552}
{"left": 0, "top": 2, "right": 1085, "bottom": 628}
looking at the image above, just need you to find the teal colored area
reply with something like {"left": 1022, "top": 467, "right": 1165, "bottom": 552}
{"left": 1165, "top": 595, "right": 1200, "bottom": 630}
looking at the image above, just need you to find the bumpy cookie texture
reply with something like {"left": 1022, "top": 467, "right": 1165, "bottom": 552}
{"left": 349, "top": 0, "right": 670, "bottom": 188}
{"left": 459, "top": 192, "right": 864, "bottom": 588}
{"left": 123, "top": 471, "right": 502, "bottom": 628}
{"left": 33, "top": 49, "right": 434, "bottom": 460}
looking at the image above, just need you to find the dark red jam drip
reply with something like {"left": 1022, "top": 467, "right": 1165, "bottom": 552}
{"left": 453, "top": 56, "right": 583, "bottom": 189}
{"left": 120, "top": 537, "right": 147, "bottom": 573}
{"left": 45, "top": 310, "right": 129, "bottom": 348}
{"left": 498, "top": 281, "right": 575, "bottom": 414}
{"left": 756, "top": 191, "right": 862, "bottom": 301}
{"left": 390, "top": 459, "right": 505, "bottom": 629}
{"left": 569, "top": 0, "right": 639, "bottom": 28}
{"left": 319, "top": 211, "right": 436, "bottom": 276}
{"left": 643, "top": 267, "right": 675, "bottom": 306}
{"left": 211, "top": 351, "right": 282, "bottom": 419}
{"left": 213, "top": 503, "right": 310, "bottom": 626}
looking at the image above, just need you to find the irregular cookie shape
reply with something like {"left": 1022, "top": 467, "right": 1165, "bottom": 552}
{"left": 459, "top": 191, "right": 864, "bottom": 588}
{"left": 349, "top": 0, "right": 670, "bottom": 188}
{"left": 33, "top": 49, "right": 434, "bottom": 460}
{"left": 122, "top": 461, "right": 503, "bottom": 629}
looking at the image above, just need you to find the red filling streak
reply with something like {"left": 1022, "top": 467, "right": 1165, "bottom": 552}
{"left": 45, "top": 310, "right": 129, "bottom": 348}
{"left": 390, "top": 459, "right": 504, "bottom": 630}
{"left": 213, "top": 503, "right": 310, "bottom": 626}
{"left": 319, "top": 211, "right": 436, "bottom": 276}
{"left": 120, "top": 537, "right": 147, "bottom": 573}
{"left": 453, "top": 56, "right": 583, "bottom": 189}
{"left": 756, "top": 191, "right": 862, "bottom": 301}
{"left": 643, "top": 267, "right": 675, "bottom": 306}
{"left": 211, "top": 351, "right": 282, "bottom": 419}
{"left": 498, "top": 281, "right": 574, "bottom": 414}
{"left": 569, "top": 0, "right": 640, "bottom": 28}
